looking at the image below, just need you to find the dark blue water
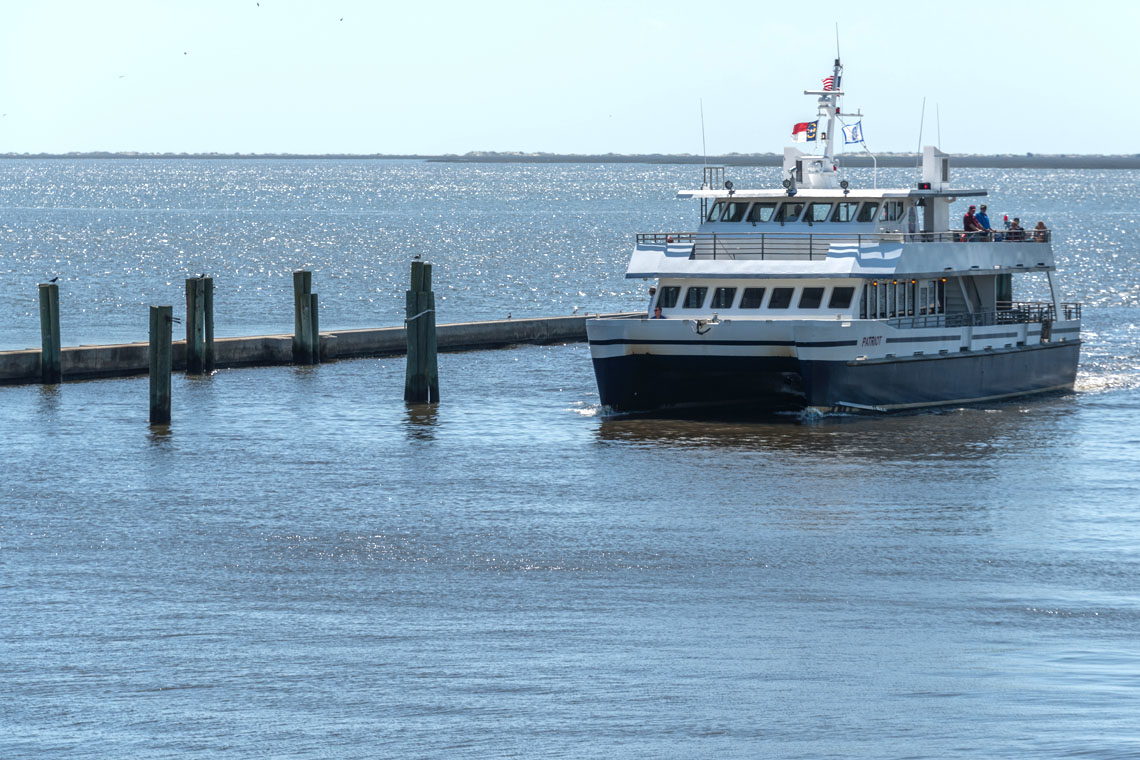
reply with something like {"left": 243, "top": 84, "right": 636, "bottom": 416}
{"left": 2, "top": 161, "right": 1139, "bottom": 758}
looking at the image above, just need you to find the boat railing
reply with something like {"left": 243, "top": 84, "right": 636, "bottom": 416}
{"left": 886, "top": 301, "right": 1081, "bottom": 329}
{"left": 637, "top": 230, "right": 1052, "bottom": 259}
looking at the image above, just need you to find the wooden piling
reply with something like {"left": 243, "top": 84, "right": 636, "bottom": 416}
{"left": 404, "top": 261, "right": 439, "bottom": 402}
{"left": 292, "top": 270, "right": 317, "bottom": 364}
{"left": 185, "top": 276, "right": 215, "bottom": 374}
{"left": 38, "top": 283, "right": 62, "bottom": 384}
{"left": 149, "top": 305, "right": 173, "bottom": 424}
{"left": 310, "top": 292, "right": 320, "bottom": 363}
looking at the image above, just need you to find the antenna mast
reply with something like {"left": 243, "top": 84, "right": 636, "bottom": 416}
{"left": 700, "top": 98, "right": 708, "bottom": 186}
{"left": 915, "top": 97, "right": 927, "bottom": 171}
{"left": 823, "top": 56, "right": 843, "bottom": 162}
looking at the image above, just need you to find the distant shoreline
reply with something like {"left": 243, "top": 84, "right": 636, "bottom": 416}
{"left": 1, "top": 152, "right": 1138, "bottom": 169}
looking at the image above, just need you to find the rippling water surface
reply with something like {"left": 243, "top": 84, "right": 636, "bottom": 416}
{"left": 2, "top": 160, "right": 1139, "bottom": 758}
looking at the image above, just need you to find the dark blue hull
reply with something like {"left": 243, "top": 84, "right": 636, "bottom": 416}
{"left": 799, "top": 341, "right": 1081, "bottom": 410}
{"left": 591, "top": 354, "right": 804, "bottom": 414}
{"left": 591, "top": 342, "right": 1080, "bottom": 415}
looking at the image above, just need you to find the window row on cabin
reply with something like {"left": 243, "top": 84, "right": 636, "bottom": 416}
{"left": 858, "top": 279, "right": 946, "bottom": 319}
{"left": 706, "top": 199, "right": 906, "bottom": 224}
{"left": 656, "top": 285, "right": 856, "bottom": 311}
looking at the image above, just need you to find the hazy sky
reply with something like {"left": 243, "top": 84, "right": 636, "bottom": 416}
{"left": 0, "top": 0, "right": 1134, "bottom": 155}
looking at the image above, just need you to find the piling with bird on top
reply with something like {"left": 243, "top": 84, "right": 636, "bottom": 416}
{"left": 404, "top": 260, "right": 439, "bottom": 403}
{"left": 185, "top": 275, "right": 215, "bottom": 374}
{"left": 38, "top": 281, "right": 62, "bottom": 384}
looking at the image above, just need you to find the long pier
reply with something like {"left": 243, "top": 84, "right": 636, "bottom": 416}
{"left": 0, "top": 313, "right": 634, "bottom": 386}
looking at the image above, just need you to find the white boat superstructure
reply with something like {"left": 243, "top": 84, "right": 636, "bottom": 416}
{"left": 586, "top": 58, "right": 1081, "bottom": 415}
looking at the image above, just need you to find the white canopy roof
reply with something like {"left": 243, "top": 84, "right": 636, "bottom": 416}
{"left": 677, "top": 188, "right": 987, "bottom": 200}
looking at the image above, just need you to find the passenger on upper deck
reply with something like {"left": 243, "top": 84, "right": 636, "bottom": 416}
{"left": 1033, "top": 221, "right": 1049, "bottom": 242}
{"left": 963, "top": 205, "right": 986, "bottom": 241}
{"left": 1007, "top": 218, "right": 1026, "bottom": 241}
{"left": 976, "top": 205, "right": 993, "bottom": 241}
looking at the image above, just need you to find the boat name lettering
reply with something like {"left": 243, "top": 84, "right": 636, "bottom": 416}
{"left": 861, "top": 336, "right": 883, "bottom": 346}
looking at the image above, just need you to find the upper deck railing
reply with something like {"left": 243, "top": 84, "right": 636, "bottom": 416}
{"left": 637, "top": 229, "right": 1052, "bottom": 260}
{"left": 886, "top": 301, "right": 1081, "bottom": 329}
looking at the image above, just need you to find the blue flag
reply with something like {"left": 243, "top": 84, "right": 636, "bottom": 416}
{"left": 842, "top": 122, "right": 864, "bottom": 144}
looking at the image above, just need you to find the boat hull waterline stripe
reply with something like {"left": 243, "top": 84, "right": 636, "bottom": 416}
{"left": 588, "top": 338, "right": 853, "bottom": 348}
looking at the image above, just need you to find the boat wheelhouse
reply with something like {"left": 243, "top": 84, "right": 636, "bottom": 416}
{"left": 585, "top": 59, "right": 1081, "bottom": 415}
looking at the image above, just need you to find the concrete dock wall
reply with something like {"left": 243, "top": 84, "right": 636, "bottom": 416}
{"left": 0, "top": 313, "right": 637, "bottom": 385}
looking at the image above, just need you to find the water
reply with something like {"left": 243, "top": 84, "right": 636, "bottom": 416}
{"left": 2, "top": 161, "right": 1139, "bottom": 758}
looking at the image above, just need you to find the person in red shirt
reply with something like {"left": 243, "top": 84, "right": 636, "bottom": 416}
{"left": 963, "top": 205, "right": 985, "bottom": 241}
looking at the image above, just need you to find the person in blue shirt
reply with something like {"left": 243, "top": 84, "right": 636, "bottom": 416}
{"left": 976, "top": 204, "right": 993, "bottom": 241}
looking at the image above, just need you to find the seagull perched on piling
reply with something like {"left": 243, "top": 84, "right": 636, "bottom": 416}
{"left": 412, "top": 254, "right": 422, "bottom": 260}
{"left": 506, "top": 312, "right": 512, "bottom": 320}
{"left": 46, "top": 276, "right": 58, "bottom": 283}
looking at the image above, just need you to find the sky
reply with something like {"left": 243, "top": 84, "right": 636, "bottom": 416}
{"left": 0, "top": 0, "right": 1136, "bottom": 156}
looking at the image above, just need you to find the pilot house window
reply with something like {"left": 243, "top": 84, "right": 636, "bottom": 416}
{"left": 683, "top": 287, "right": 708, "bottom": 308}
{"left": 879, "top": 201, "right": 905, "bottom": 222}
{"left": 829, "top": 287, "right": 855, "bottom": 309}
{"left": 711, "top": 287, "right": 737, "bottom": 309}
{"left": 798, "top": 287, "right": 825, "bottom": 308}
{"left": 806, "top": 203, "right": 832, "bottom": 223}
{"left": 747, "top": 203, "right": 777, "bottom": 223}
{"left": 856, "top": 203, "right": 880, "bottom": 223}
{"left": 720, "top": 202, "right": 748, "bottom": 222}
{"left": 769, "top": 287, "right": 794, "bottom": 309}
{"left": 657, "top": 286, "right": 680, "bottom": 309}
{"left": 739, "top": 287, "right": 766, "bottom": 308}
{"left": 832, "top": 202, "right": 859, "bottom": 222}
{"left": 775, "top": 203, "right": 804, "bottom": 223}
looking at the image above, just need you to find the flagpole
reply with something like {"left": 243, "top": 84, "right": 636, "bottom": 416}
{"left": 864, "top": 144, "right": 878, "bottom": 189}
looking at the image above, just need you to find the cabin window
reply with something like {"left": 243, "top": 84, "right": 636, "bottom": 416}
{"left": 832, "top": 202, "right": 859, "bottom": 222}
{"left": 879, "top": 201, "right": 905, "bottom": 222}
{"left": 739, "top": 287, "right": 766, "bottom": 308}
{"left": 806, "top": 203, "right": 832, "bottom": 223}
{"left": 657, "top": 286, "right": 680, "bottom": 309}
{"left": 774, "top": 203, "right": 804, "bottom": 223}
{"left": 858, "top": 281, "right": 944, "bottom": 319}
{"left": 682, "top": 286, "right": 708, "bottom": 308}
{"left": 747, "top": 202, "right": 777, "bottom": 223}
{"left": 769, "top": 287, "right": 794, "bottom": 309}
{"left": 798, "top": 287, "right": 825, "bottom": 308}
{"left": 721, "top": 201, "right": 748, "bottom": 222}
{"left": 711, "top": 287, "right": 737, "bottom": 309}
{"left": 706, "top": 201, "right": 726, "bottom": 222}
{"left": 856, "top": 202, "right": 879, "bottom": 223}
{"left": 829, "top": 286, "right": 855, "bottom": 309}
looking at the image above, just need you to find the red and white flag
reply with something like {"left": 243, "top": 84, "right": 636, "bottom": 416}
{"left": 791, "top": 121, "right": 818, "bottom": 143}
{"left": 822, "top": 76, "right": 835, "bottom": 91}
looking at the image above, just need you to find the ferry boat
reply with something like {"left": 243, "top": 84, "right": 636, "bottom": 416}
{"left": 586, "top": 58, "right": 1081, "bottom": 415}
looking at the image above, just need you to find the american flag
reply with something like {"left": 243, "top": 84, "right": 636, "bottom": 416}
{"left": 822, "top": 76, "right": 835, "bottom": 91}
